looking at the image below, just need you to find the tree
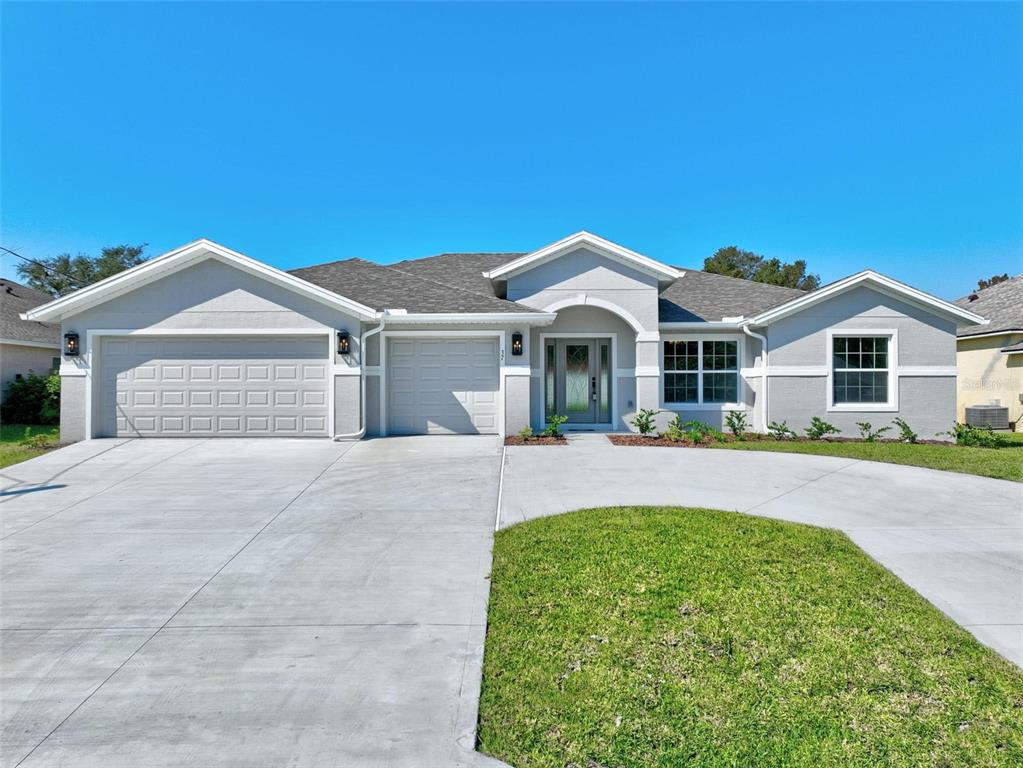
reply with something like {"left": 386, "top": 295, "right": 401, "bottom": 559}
{"left": 703, "top": 246, "right": 821, "bottom": 290}
{"left": 976, "top": 273, "right": 1009, "bottom": 291}
{"left": 16, "top": 244, "right": 148, "bottom": 297}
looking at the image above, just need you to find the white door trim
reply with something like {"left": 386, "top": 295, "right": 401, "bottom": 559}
{"left": 379, "top": 330, "right": 506, "bottom": 437}
{"left": 539, "top": 332, "right": 618, "bottom": 428}
{"left": 83, "top": 327, "right": 334, "bottom": 440}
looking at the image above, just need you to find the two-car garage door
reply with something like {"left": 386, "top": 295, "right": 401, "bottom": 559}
{"left": 100, "top": 336, "right": 329, "bottom": 437}
{"left": 387, "top": 337, "right": 499, "bottom": 435}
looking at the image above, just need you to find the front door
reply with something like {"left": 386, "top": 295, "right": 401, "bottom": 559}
{"left": 545, "top": 338, "right": 612, "bottom": 425}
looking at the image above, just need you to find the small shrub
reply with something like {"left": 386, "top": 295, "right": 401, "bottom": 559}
{"left": 805, "top": 416, "right": 841, "bottom": 440}
{"left": 631, "top": 408, "right": 659, "bottom": 436}
{"left": 943, "top": 422, "right": 1010, "bottom": 448}
{"left": 1, "top": 372, "right": 60, "bottom": 425}
{"left": 767, "top": 420, "right": 797, "bottom": 440}
{"left": 681, "top": 419, "right": 725, "bottom": 444}
{"left": 542, "top": 414, "right": 569, "bottom": 438}
{"left": 661, "top": 413, "right": 687, "bottom": 442}
{"left": 856, "top": 421, "right": 892, "bottom": 443}
{"left": 892, "top": 417, "right": 918, "bottom": 444}
{"left": 724, "top": 410, "right": 749, "bottom": 441}
{"left": 21, "top": 431, "right": 58, "bottom": 451}
{"left": 517, "top": 425, "right": 534, "bottom": 440}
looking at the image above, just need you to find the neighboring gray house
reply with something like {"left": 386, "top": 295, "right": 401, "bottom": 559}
{"left": 22, "top": 232, "right": 985, "bottom": 442}
{"left": 1, "top": 279, "right": 60, "bottom": 391}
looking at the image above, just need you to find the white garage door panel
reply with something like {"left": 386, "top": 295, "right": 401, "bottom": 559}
{"left": 100, "top": 336, "right": 329, "bottom": 437}
{"left": 387, "top": 338, "right": 499, "bottom": 435}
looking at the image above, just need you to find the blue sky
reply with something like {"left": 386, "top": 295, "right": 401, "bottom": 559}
{"left": 2, "top": 1, "right": 1020, "bottom": 299}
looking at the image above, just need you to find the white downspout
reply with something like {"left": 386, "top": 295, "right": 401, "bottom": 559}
{"left": 742, "top": 324, "right": 769, "bottom": 433}
{"left": 334, "top": 315, "right": 386, "bottom": 441}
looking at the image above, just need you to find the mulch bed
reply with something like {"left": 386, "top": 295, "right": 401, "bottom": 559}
{"left": 608, "top": 434, "right": 711, "bottom": 448}
{"left": 608, "top": 433, "right": 953, "bottom": 448}
{"left": 504, "top": 435, "right": 568, "bottom": 446}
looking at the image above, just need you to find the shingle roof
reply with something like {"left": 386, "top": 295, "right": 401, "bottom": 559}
{"left": 288, "top": 257, "right": 540, "bottom": 314}
{"left": 291, "top": 251, "right": 811, "bottom": 322}
{"left": 0, "top": 279, "right": 60, "bottom": 346}
{"left": 954, "top": 274, "right": 1023, "bottom": 337}
{"left": 658, "top": 269, "right": 806, "bottom": 322}
{"left": 391, "top": 252, "right": 523, "bottom": 298}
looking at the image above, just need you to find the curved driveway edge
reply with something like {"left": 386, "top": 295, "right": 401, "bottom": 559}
{"left": 499, "top": 440, "right": 1023, "bottom": 667}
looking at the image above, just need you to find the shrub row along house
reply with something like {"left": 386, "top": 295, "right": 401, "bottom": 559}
{"left": 22, "top": 232, "right": 986, "bottom": 441}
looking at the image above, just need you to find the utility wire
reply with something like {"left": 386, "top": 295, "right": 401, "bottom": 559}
{"left": 0, "top": 245, "right": 83, "bottom": 290}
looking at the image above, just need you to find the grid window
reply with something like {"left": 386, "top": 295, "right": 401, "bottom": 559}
{"left": 663, "top": 340, "right": 739, "bottom": 404}
{"left": 832, "top": 336, "right": 890, "bottom": 405}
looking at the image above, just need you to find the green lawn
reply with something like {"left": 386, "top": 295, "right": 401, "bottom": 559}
{"left": 479, "top": 507, "right": 1023, "bottom": 768}
{"left": 0, "top": 424, "right": 60, "bottom": 469}
{"left": 708, "top": 438, "right": 1023, "bottom": 482}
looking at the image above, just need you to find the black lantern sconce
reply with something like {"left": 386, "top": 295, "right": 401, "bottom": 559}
{"left": 337, "top": 330, "right": 352, "bottom": 356}
{"left": 64, "top": 332, "right": 80, "bottom": 357}
{"left": 511, "top": 331, "right": 524, "bottom": 357}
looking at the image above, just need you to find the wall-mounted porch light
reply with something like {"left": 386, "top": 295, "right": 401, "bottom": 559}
{"left": 511, "top": 331, "right": 524, "bottom": 356}
{"left": 337, "top": 330, "right": 351, "bottom": 356}
{"left": 64, "top": 332, "right": 80, "bottom": 357}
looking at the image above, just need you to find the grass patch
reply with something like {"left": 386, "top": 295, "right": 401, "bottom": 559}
{"left": 707, "top": 439, "right": 1022, "bottom": 483}
{"left": 0, "top": 424, "right": 61, "bottom": 469}
{"left": 479, "top": 507, "right": 1023, "bottom": 768}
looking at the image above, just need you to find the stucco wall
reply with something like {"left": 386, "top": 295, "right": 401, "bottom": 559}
{"left": 957, "top": 332, "right": 1023, "bottom": 426}
{"left": 60, "top": 258, "right": 361, "bottom": 439}
{"left": 1, "top": 343, "right": 59, "bottom": 390}
{"left": 333, "top": 376, "right": 361, "bottom": 436}
{"left": 769, "top": 375, "right": 956, "bottom": 438}
{"left": 768, "top": 286, "right": 957, "bottom": 367}
{"left": 507, "top": 247, "right": 660, "bottom": 332}
{"left": 60, "top": 375, "right": 87, "bottom": 443}
{"left": 763, "top": 286, "right": 959, "bottom": 439}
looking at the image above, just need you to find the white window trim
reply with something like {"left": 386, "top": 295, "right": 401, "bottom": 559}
{"left": 826, "top": 328, "right": 899, "bottom": 412}
{"left": 660, "top": 334, "right": 745, "bottom": 411}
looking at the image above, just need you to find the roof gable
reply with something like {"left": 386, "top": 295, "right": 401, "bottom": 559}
{"left": 483, "top": 231, "right": 681, "bottom": 282}
{"left": 21, "top": 239, "right": 380, "bottom": 323}
{"left": 747, "top": 270, "right": 987, "bottom": 327}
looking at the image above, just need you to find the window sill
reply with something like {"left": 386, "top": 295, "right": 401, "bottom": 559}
{"left": 661, "top": 403, "right": 747, "bottom": 412}
{"left": 826, "top": 404, "right": 898, "bottom": 413}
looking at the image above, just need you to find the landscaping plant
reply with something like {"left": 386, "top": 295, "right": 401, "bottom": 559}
{"left": 661, "top": 413, "right": 687, "bottom": 442}
{"left": 856, "top": 421, "right": 891, "bottom": 443}
{"left": 541, "top": 414, "right": 569, "bottom": 438}
{"left": 517, "top": 425, "right": 534, "bottom": 440}
{"left": 631, "top": 408, "right": 659, "bottom": 436}
{"left": 724, "top": 410, "right": 749, "bottom": 440}
{"left": 682, "top": 419, "right": 724, "bottom": 444}
{"left": 892, "top": 417, "right": 918, "bottom": 443}
{"left": 944, "top": 422, "right": 1010, "bottom": 448}
{"left": 805, "top": 416, "right": 841, "bottom": 440}
{"left": 767, "top": 420, "right": 797, "bottom": 440}
{"left": 1, "top": 372, "right": 60, "bottom": 425}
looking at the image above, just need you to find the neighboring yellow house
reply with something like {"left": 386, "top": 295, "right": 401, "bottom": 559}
{"left": 954, "top": 275, "right": 1023, "bottom": 429}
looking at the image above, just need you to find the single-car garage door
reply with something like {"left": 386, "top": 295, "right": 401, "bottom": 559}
{"left": 99, "top": 336, "right": 329, "bottom": 437}
{"left": 387, "top": 337, "right": 499, "bottom": 435}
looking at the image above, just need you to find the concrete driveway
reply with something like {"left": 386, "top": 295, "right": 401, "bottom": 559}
{"left": 500, "top": 435, "right": 1023, "bottom": 667}
{"left": 1, "top": 437, "right": 503, "bottom": 768}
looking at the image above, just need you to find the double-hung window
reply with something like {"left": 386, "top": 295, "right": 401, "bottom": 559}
{"left": 831, "top": 334, "right": 891, "bottom": 406}
{"left": 663, "top": 339, "right": 739, "bottom": 405}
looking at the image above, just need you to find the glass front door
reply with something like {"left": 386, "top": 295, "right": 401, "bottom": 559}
{"left": 545, "top": 338, "right": 612, "bottom": 425}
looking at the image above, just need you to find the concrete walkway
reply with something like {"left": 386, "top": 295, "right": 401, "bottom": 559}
{"left": 1, "top": 437, "right": 504, "bottom": 768}
{"left": 500, "top": 438, "right": 1023, "bottom": 667}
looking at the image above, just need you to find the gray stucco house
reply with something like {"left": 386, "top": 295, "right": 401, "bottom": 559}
{"left": 1, "top": 278, "right": 60, "bottom": 390}
{"left": 22, "top": 232, "right": 986, "bottom": 441}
